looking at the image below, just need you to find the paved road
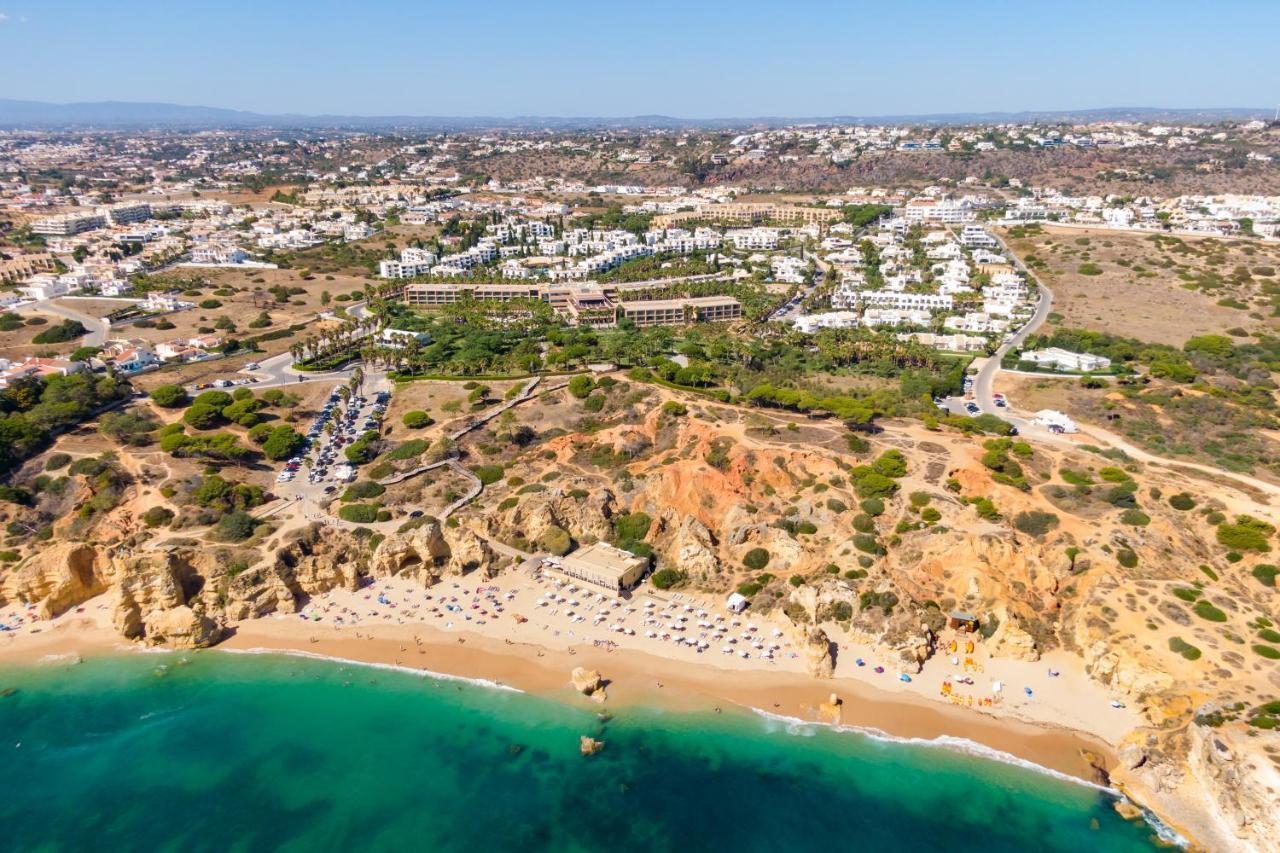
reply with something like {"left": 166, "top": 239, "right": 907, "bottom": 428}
{"left": 18, "top": 298, "right": 111, "bottom": 347}
{"left": 942, "top": 229, "right": 1054, "bottom": 419}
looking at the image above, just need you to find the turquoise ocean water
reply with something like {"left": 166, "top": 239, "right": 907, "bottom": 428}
{"left": 0, "top": 652, "right": 1166, "bottom": 852}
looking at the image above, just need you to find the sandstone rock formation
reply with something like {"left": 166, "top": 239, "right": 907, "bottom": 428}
{"left": 1, "top": 543, "right": 106, "bottom": 619}
{"left": 793, "top": 626, "right": 835, "bottom": 678}
{"left": 370, "top": 519, "right": 496, "bottom": 585}
{"left": 989, "top": 620, "right": 1040, "bottom": 662}
{"left": 570, "top": 667, "right": 604, "bottom": 695}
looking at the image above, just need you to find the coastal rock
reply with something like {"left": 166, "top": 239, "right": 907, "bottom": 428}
{"left": 216, "top": 524, "right": 367, "bottom": 620}
{"left": 817, "top": 693, "right": 843, "bottom": 725}
{"left": 1185, "top": 723, "right": 1280, "bottom": 852}
{"left": 570, "top": 667, "right": 604, "bottom": 696}
{"left": 579, "top": 736, "right": 604, "bottom": 756}
{"left": 792, "top": 626, "right": 835, "bottom": 679}
{"left": 496, "top": 487, "right": 617, "bottom": 546}
{"left": 370, "top": 520, "right": 495, "bottom": 585}
{"left": 110, "top": 552, "right": 199, "bottom": 641}
{"left": 666, "top": 514, "right": 720, "bottom": 580}
{"left": 1, "top": 543, "right": 106, "bottom": 619}
{"left": 144, "top": 605, "right": 223, "bottom": 648}
{"left": 989, "top": 621, "right": 1040, "bottom": 662}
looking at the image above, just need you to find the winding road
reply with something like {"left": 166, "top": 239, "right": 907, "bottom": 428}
{"left": 18, "top": 298, "right": 112, "bottom": 347}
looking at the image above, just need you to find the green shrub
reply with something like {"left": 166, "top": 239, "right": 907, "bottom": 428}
{"left": 582, "top": 394, "right": 605, "bottom": 413}
{"left": 873, "top": 449, "right": 908, "bottom": 478}
{"left": 1168, "top": 493, "right": 1196, "bottom": 511}
{"left": 32, "top": 319, "right": 87, "bottom": 344}
{"left": 1120, "top": 508, "right": 1151, "bottom": 527}
{"left": 1252, "top": 564, "right": 1278, "bottom": 588}
{"left": 0, "top": 550, "right": 19, "bottom": 563}
{"left": 1193, "top": 600, "right": 1228, "bottom": 622}
{"left": 651, "top": 568, "right": 686, "bottom": 590}
{"left": 43, "top": 452, "right": 72, "bottom": 470}
{"left": 214, "top": 510, "right": 258, "bottom": 541}
{"left": 338, "top": 504, "right": 380, "bottom": 524}
{"left": 150, "top": 384, "right": 189, "bottom": 408}
{"left": 402, "top": 410, "right": 433, "bottom": 428}
{"left": 538, "top": 525, "right": 572, "bottom": 555}
{"left": 859, "top": 590, "right": 899, "bottom": 613}
{"left": 860, "top": 497, "right": 885, "bottom": 517}
{"left": 909, "top": 491, "right": 931, "bottom": 508}
{"left": 920, "top": 506, "right": 941, "bottom": 523}
{"left": 142, "top": 506, "right": 175, "bottom": 528}
{"left": 661, "top": 400, "right": 687, "bottom": 417}
{"left": 972, "top": 498, "right": 1000, "bottom": 521}
{"left": 1253, "top": 645, "right": 1280, "bottom": 660}
{"left": 472, "top": 465, "right": 505, "bottom": 485}
{"left": 567, "top": 375, "right": 595, "bottom": 399}
{"left": 341, "top": 481, "right": 386, "bottom": 502}
{"left": 1172, "top": 587, "right": 1200, "bottom": 602}
{"left": 1216, "top": 516, "right": 1274, "bottom": 552}
{"left": 1013, "top": 511, "right": 1059, "bottom": 537}
{"left": 852, "top": 534, "right": 882, "bottom": 555}
{"left": 1168, "top": 637, "right": 1202, "bottom": 661}
{"left": 1258, "top": 629, "right": 1280, "bottom": 644}
{"left": 743, "top": 547, "right": 771, "bottom": 570}
{"left": 615, "top": 512, "right": 652, "bottom": 543}
{"left": 261, "top": 427, "right": 304, "bottom": 461}
{"left": 1117, "top": 549, "right": 1139, "bottom": 568}
{"left": 386, "top": 439, "right": 429, "bottom": 461}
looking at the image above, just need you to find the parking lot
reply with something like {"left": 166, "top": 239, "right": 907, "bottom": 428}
{"left": 274, "top": 383, "right": 391, "bottom": 495}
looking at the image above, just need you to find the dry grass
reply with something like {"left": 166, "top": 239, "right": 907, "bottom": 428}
{"left": 1001, "top": 224, "right": 1280, "bottom": 346}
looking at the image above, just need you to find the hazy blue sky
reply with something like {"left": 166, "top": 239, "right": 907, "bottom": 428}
{"left": 1, "top": 0, "right": 1277, "bottom": 116}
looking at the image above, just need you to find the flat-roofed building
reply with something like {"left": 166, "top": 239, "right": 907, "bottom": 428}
{"left": 552, "top": 543, "right": 648, "bottom": 592}
{"left": 401, "top": 282, "right": 540, "bottom": 306}
{"left": 565, "top": 288, "right": 617, "bottom": 327}
{"left": 620, "top": 295, "right": 742, "bottom": 327}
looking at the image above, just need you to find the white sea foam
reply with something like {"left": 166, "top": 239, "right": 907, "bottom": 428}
{"left": 748, "top": 707, "right": 1188, "bottom": 848}
{"left": 216, "top": 647, "right": 523, "bottom": 693}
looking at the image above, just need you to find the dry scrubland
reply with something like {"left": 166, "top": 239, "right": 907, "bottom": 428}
{"left": 1002, "top": 224, "right": 1280, "bottom": 345}
{"left": 0, "top": 311, "right": 70, "bottom": 360}
{"left": 2, "top": 370, "right": 1280, "bottom": 848}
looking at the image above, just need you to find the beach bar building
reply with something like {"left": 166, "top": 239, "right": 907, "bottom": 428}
{"left": 947, "top": 611, "right": 980, "bottom": 632}
{"left": 554, "top": 543, "right": 649, "bottom": 592}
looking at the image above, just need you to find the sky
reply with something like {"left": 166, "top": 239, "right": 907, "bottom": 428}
{"left": 1, "top": 0, "right": 1278, "bottom": 118}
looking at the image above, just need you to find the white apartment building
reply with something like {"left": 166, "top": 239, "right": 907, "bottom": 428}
{"left": 102, "top": 201, "right": 152, "bottom": 226}
{"left": 1021, "top": 347, "right": 1112, "bottom": 372}
{"left": 960, "top": 225, "right": 998, "bottom": 248}
{"left": 903, "top": 198, "right": 975, "bottom": 224}
{"left": 792, "top": 311, "right": 860, "bottom": 333}
{"left": 899, "top": 332, "right": 989, "bottom": 352}
{"left": 858, "top": 290, "right": 953, "bottom": 311}
{"left": 31, "top": 212, "right": 107, "bottom": 236}
{"left": 945, "top": 312, "right": 1007, "bottom": 334}
{"left": 726, "top": 227, "right": 780, "bottom": 250}
{"left": 190, "top": 245, "right": 249, "bottom": 265}
{"left": 863, "top": 308, "right": 931, "bottom": 328}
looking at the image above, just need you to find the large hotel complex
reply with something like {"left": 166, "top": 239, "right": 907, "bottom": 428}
{"left": 400, "top": 281, "right": 743, "bottom": 328}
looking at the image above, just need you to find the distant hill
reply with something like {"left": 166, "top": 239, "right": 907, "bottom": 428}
{"left": 0, "top": 99, "right": 1270, "bottom": 130}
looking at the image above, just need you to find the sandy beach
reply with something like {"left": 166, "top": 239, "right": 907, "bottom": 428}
{"left": 0, "top": 567, "right": 1139, "bottom": 788}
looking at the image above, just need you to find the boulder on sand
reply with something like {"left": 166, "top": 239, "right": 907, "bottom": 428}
{"left": 571, "top": 667, "right": 604, "bottom": 695}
